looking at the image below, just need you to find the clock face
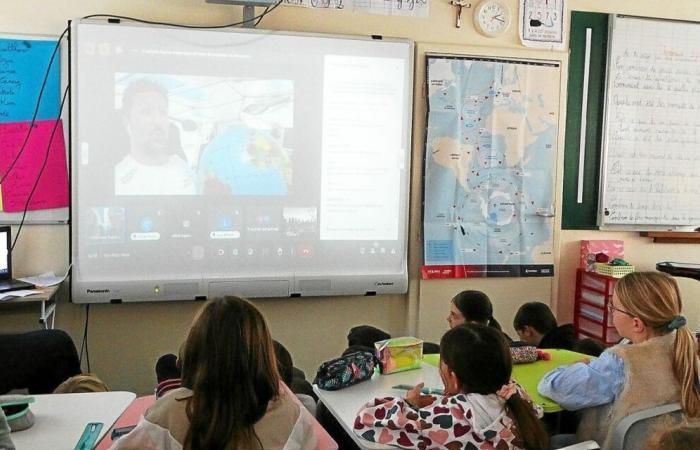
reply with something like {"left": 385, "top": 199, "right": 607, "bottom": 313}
{"left": 475, "top": 0, "right": 511, "bottom": 37}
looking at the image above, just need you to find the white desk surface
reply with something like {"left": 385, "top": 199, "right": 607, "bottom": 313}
{"left": 11, "top": 391, "right": 136, "bottom": 450}
{"left": 314, "top": 365, "right": 442, "bottom": 450}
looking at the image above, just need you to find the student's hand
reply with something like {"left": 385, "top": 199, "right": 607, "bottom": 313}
{"left": 405, "top": 383, "right": 435, "bottom": 408}
{"left": 577, "top": 358, "right": 591, "bottom": 365}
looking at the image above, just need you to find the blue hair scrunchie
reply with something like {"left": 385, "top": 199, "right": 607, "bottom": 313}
{"left": 667, "top": 315, "right": 687, "bottom": 330}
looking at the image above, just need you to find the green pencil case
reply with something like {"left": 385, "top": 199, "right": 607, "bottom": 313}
{"left": 0, "top": 395, "right": 35, "bottom": 431}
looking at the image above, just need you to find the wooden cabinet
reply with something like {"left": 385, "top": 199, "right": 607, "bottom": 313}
{"left": 574, "top": 269, "right": 620, "bottom": 346}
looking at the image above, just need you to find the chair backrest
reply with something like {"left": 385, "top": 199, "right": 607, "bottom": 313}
{"left": 610, "top": 402, "right": 683, "bottom": 450}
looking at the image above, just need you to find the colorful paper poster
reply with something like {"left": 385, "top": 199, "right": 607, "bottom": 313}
{"left": 0, "top": 119, "right": 69, "bottom": 212}
{"left": 519, "top": 0, "right": 566, "bottom": 50}
{"left": 0, "top": 38, "right": 61, "bottom": 123}
{"left": 422, "top": 56, "right": 560, "bottom": 279}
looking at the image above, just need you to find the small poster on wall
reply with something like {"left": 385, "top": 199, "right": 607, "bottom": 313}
{"left": 519, "top": 0, "right": 565, "bottom": 50}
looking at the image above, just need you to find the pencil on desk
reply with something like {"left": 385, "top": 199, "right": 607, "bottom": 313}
{"left": 392, "top": 384, "right": 444, "bottom": 395}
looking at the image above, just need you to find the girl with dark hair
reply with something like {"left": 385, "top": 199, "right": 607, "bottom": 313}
{"left": 354, "top": 324, "right": 548, "bottom": 450}
{"left": 447, "top": 290, "right": 503, "bottom": 330}
{"left": 112, "top": 296, "right": 316, "bottom": 450}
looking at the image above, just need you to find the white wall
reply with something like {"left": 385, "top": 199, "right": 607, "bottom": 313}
{"left": 1, "top": 0, "right": 699, "bottom": 394}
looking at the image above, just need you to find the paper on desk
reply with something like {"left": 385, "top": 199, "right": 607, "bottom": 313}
{"left": 0, "top": 290, "right": 42, "bottom": 301}
{"left": 18, "top": 271, "right": 66, "bottom": 287}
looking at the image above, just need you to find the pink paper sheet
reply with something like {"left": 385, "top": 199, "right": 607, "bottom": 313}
{"left": 0, "top": 119, "right": 68, "bottom": 212}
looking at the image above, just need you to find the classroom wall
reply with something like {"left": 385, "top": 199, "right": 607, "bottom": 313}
{"left": 1, "top": 0, "right": 699, "bottom": 394}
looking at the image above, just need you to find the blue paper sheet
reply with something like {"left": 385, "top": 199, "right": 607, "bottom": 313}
{"left": 0, "top": 38, "right": 60, "bottom": 123}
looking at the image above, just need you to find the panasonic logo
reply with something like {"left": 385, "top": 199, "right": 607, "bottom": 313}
{"left": 87, "top": 289, "right": 110, "bottom": 294}
{"left": 375, "top": 282, "right": 394, "bottom": 286}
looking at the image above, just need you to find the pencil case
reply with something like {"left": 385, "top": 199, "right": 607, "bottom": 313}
{"left": 313, "top": 351, "right": 376, "bottom": 391}
{"left": 375, "top": 337, "right": 423, "bottom": 374}
{"left": 510, "top": 346, "right": 550, "bottom": 364}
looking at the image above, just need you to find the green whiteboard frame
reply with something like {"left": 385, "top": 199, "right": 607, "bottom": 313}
{"left": 561, "top": 12, "right": 609, "bottom": 230}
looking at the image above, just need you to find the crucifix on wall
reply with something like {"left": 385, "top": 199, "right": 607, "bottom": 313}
{"left": 450, "top": 0, "right": 471, "bottom": 28}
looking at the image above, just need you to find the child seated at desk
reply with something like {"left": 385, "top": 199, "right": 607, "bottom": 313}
{"left": 513, "top": 301, "right": 576, "bottom": 350}
{"left": 513, "top": 301, "right": 604, "bottom": 357}
{"left": 353, "top": 323, "right": 548, "bottom": 450}
{"left": 538, "top": 272, "right": 700, "bottom": 450}
{"left": 447, "top": 290, "right": 512, "bottom": 342}
{"left": 112, "top": 296, "right": 316, "bottom": 450}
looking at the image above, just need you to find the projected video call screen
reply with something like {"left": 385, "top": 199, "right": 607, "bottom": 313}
{"left": 71, "top": 21, "right": 412, "bottom": 286}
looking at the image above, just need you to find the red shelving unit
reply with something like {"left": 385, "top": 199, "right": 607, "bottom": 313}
{"left": 574, "top": 269, "right": 621, "bottom": 346}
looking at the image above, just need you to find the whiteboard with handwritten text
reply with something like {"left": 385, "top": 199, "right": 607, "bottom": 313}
{"left": 599, "top": 15, "right": 700, "bottom": 229}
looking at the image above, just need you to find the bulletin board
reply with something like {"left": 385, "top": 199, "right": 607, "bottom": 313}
{"left": 0, "top": 33, "right": 68, "bottom": 224}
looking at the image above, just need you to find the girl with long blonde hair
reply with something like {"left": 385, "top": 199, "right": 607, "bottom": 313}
{"left": 539, "top": 271, "right": 700, "bottom": 449}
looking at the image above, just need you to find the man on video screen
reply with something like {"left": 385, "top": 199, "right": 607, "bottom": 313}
{"left": 114, "top": 79, "right": 195, "bottom": 195}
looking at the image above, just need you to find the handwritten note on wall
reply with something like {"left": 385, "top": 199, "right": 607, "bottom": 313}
{"left": 601, "top": 16, "right": 700, "bottom": 227}
{"left": 282, "top": 0, "right": 428, "bottom": 17}
{"left": 0, "top": 38, "right": 60, "bottom": 123}
{"left": 0, "top": 120, "right": 68, "bottom": 212}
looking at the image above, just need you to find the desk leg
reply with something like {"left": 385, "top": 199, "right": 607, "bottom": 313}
{"left": 39, "top": 300, "right": 57, "bottom": 330}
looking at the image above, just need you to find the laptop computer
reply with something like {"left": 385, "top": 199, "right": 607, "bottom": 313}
{"left": 0, "top": 226, "right": 36, "bottom": 293}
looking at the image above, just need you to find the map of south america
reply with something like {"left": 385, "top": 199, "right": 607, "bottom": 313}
{"left": 423, "top": 57, "right": 559, "bottom": 278}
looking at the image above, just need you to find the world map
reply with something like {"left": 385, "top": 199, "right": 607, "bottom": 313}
{"left": 422, "top": 56, "right": 559, "bottom": 278}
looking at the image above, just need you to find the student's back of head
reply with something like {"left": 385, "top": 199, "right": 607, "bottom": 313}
{"left": 450, "top": 290, "right": 503, "bottom": 331}
{"left": 615, "top": 271, "right": 700, "bottom": 417}
{"left": 273, "top": 340, "right": 294, "bottom": 386}
{"left": 181, "top": 296, "right": 280, "bottom": 450}
{"left": 440, "top": 324, "right": 548, "bottom": 450}
{"left": 645, "top": 419, "right": 700, "bottom": 450}
{"left": 53, "top": 374, "right": 108, "bottom": 394}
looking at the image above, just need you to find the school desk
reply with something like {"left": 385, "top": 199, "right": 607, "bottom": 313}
{"left": 11, "top": 391, "right": 135, "bottom": 450}
{"left": 0, "top": 284, "right": 60, "bottom": 329}
{"left": 423, "top": 349, "right": 591, "bottom": 414}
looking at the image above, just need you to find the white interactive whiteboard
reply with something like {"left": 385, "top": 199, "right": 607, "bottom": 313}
{"left": 70, "top": 20, "right": 412, "bottom": 303}
{"left": 599, "top": 15, "right": 700, "bottom": 229}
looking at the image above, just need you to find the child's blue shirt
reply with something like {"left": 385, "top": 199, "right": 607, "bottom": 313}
{"left": 537, "top": 349, "right": 625, "bottom": 411}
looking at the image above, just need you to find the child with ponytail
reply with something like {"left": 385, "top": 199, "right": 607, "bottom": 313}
{"left": 354, "top": 323, "right": 548, "bottom": 450}
{"left": 539, "top": 271, "right": 700, "bottom": 449}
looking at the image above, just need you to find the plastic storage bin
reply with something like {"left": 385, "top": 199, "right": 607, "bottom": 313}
{"left": 575, "top": 269, "right": 621, "bottom": 346}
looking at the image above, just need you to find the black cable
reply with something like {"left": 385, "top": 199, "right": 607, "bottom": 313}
{"left": 82, "top": 3, "right": 283, "bottom": 30}
{"left": 79, "top": 304, "right": 91, "bottom": 372}
{"left": 11, "top": 85, "right": 70, "bottom": 252}
{"left": 0, "top": 26, "right": 69, "bottom": 186}
{"left": 255, "top": 6, "right": 272, "bottom": 27}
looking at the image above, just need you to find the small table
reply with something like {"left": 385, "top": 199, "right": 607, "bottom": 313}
{"left": 11, "top": 391, "right": 136, "bottom": 450}
{"left": 0, "top": 285, "right": 60, "bottom": 329}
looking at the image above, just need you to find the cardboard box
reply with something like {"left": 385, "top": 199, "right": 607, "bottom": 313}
{"left": 580, "top": 240, "right": 624, "bottom": 271}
